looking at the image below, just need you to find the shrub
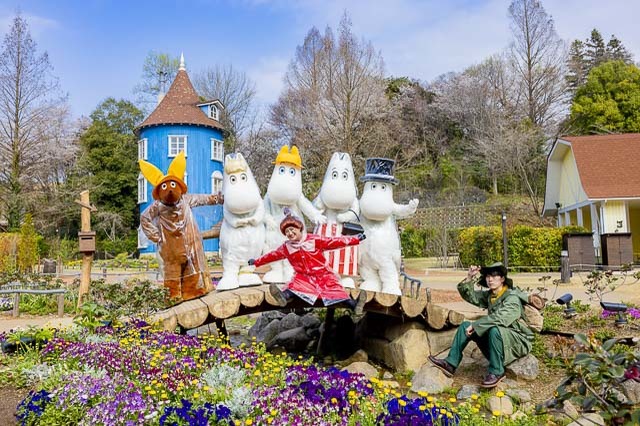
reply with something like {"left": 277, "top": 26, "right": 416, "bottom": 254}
{"left": 458, "top": 225, "right": 589, "bottom": 269}
{"left": 458, "top": 226, "right": 503, "bottom": 266}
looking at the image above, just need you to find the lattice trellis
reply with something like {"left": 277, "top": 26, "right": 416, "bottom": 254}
{"left": 402, "top": 205, "right": 490, "bottom": 229}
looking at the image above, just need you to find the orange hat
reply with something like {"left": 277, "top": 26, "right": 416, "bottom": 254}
{"left": 280, "top": 208, "right": 304, "bottom": 234}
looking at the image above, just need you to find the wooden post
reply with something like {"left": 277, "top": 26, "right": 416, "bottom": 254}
{"left": 76, "top": 191, "right": 96, "bottom": 309}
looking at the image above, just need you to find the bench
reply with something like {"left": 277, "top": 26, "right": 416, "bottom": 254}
{"left": 0, "top": 282, "right": 67, "bottom": 318}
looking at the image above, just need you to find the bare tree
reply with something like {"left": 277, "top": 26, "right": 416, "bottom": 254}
{"left": 0, "top": 14, "right": 68, "bottom": 229}
{"left": 271, "top": 13, "right": 390, "bottom": 178}
{"left": 133, "top": 51, "right": 179, "bottom": 113}
{"left": 193, "top": 64, "right": 257, "bottom": 150}
{"left": 508, "top": 0, "right": 567, "bottom": 130}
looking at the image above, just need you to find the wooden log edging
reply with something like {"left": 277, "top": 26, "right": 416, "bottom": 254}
{"left": 149, "top": 284, "right": 474, "bottom": 332}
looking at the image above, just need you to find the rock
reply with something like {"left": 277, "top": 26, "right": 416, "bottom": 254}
{"left": 567, "top": 413, "right": 605, "bottom": 426}
{"left": 341, "top": 349, "right": 369, "bottom": 366}
{"left": 342, "top": 361, "right": 378, "bottom": 379}
{"left": 410, "top": 364, "right": 453, "bottom": 394}
{"left": 383, "top": 371, "right": 394, "bottom": 380}
{"left": 300, "top": 313, "right": 321, "bottom": 330}
{"left": 383, "top": 321, "right": 426, "bottom": 342}
{"left": 361, "top": 336, "right": 391, "bottom": 364}
{"left": 562, "top": 400, "right": 579, "bottom": 420}
{"left": 506, "top": 388, "right": 531, "bottom": 403}
{"left": 271, "top": 326, "right": 311, "bottom": 352}
{"left": 456, "top": 384, "right": 481, "bottom": 400}
{"left": 622, "top": 379, "right": 640, "bottom": 404}
{"left": 425, "top": 329, "right": 457, "bottom": 355}
{"left": 387, "top": 329, "right": 430, "bottom": 372}
{"left": 279, "top": 313, "right": 302, "bottom": 331}
{"left": 257, "top": 318, "right": 281, "bottom": 345}
{"left": 248, "top": 311, "right": 285, "bottom": 337}
{"left": 486, "top": 395, "right": 514, "bottom": 416}
{"left": 506, "top": 354, "right": 539, "bottom": 380}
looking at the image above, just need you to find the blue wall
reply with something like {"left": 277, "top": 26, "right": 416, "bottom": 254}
{"left": 138, "top": 124, "right": 224, "bottom": 254}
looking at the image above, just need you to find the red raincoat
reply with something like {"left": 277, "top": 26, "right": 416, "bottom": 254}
{"left": 254, "top": 234, "right": 360, "bottom": 305}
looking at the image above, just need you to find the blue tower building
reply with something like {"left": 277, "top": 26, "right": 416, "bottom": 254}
{"left": 136, "top": 55, "right": 224, "bottom": 255}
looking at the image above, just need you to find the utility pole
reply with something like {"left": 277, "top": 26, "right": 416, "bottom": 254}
{"left": 75, "top": 190, "right": 97, "bottom": 309}
{"left": 501, "top": 212, "right": 509, "bottom": 268}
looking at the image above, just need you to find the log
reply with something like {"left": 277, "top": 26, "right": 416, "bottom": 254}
{"left": 204, "top": 291, "right": 241, "bottom": 319}
{"left": 400, "top": 287, "right": 429, "bottom": 318}
{"left": 263, "top": 284, "right": 285, "bottom": 307}
{"left": 350, "top": 289, "right": 375, "bottom": 303}
{"left": 234, "top": 287, "right": 264, "bottom": 308}
{"left": 447, "top": 309, "right": 466, "bottom": 326}
{"left": 374, "top": 292, "right": 398, "bottom": 307}
{"left": 173, "top": 299, "right": 209, "bottom": 329}
{"left": 150, "top": 309, "right": 178, "bottom": 332}
{"left": 400, "top": 296, "right": 427, "bottom": 318}
{"left": 426, "top": 302, "right": 450, "bottom": 330}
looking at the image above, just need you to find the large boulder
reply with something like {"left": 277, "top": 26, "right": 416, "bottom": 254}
{"left": 342, "top": 361, "right": 378, "bottom": 379}
{"left": 387, "top": 329, "right": 430, "bottom": 372}
{"left": 410, "top": 364, "right": 453, "bottom": 394}
{"left": 506, "top": 354, "right": 539, "bottom": 380}
{"left": 271, "top": 326, "right": 312, "bottom": 352}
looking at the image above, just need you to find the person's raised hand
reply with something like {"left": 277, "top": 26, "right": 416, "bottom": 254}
{"left": 467, "top": 265, "right": 480, "bottom": 280}
{"left": 248, "top": 259, "right": 255, "bottom": 266}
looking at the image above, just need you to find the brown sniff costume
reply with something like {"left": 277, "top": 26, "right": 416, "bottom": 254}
{"left": 139, "top": 151, "right": 222, "bottom": 303}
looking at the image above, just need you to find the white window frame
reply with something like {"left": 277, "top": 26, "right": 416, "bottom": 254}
{"left": 138, "top": 138, "right": 148, "bottom": 160}
{"left": 211, "top": 171, "right": 223, "bottom": 194}
{"left": 209, "top": 104, "right": 219, "bottom": 120}
{"left": 211, "top": 138, "right": 224, "bottom": 161}
{"left": 137, "top": 173, "right": 147, "bottom": 203}
{"left": 168, "top": 135, "right": 187, "bottom": 157}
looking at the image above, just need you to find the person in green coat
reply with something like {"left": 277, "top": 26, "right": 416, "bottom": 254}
{"left": 429, "top": 262, "right": 533, "bottom": 388}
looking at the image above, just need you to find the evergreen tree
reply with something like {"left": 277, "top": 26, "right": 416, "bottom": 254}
{"left": 570, "top": 61, "right": 640, "bottom": 134}
{"left": 566, "top": 29, "right": 634, "bottom": 96}
{"left": 74, "top": 98, "right": 144, "bottom": 233}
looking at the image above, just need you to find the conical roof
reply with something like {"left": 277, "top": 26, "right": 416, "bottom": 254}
{"left": 137, "top": 68, "right": 223, "bottom": 132}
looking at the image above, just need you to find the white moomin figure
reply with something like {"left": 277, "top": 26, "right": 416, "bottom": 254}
{"left": 313, "top": 152, "right": 360, "bottom": 288}
{"left": 358, "top": 158, "right": 419, "bottom": 295}
{"left": 216, "top": 153, "right": 265, "bottom": 291}
{"left": 262, "top": 145, "right": 326, "bottom": 283}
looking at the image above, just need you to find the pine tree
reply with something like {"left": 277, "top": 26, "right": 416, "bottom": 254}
{"left": 565, "top": 29, "right": 634, "bottom": 97}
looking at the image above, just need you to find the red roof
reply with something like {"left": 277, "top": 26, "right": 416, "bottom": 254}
{"left": 137, "top": 69, "right": 223, "bottom": 132}
{"left": 561, "top": 133, "right": 640, "bottom": 198}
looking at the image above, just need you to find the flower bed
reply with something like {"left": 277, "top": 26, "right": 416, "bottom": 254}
{"left": 7, "top": 320, "right": 552, "bottom": 425}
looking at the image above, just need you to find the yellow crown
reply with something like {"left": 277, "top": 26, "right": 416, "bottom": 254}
{"left": 274, "top": 145, "right": 303, "bottom": 168}
{"left": 224, "top": 153, "right": 248, "bottom": 174}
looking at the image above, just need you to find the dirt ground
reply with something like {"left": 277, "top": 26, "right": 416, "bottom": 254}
{"left": 0, "top": 387, "right": 27, "bottom": 425}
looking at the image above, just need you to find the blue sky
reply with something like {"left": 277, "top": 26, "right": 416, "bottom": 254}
{"left": 1, "top": 0, "right": 638, "bottom": 119}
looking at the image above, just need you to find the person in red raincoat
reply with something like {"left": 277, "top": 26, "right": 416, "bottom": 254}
{"left": 249, "top": 208, "right": 367, "bottom": 311}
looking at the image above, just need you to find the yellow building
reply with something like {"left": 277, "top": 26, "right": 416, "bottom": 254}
{"left": 543, "top": 134, "right": 640, "bottom": 264}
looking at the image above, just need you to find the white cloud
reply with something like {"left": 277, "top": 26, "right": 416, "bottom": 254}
{"left": 0, "top": 12, "right": 58, "bottom": 38}
{"left": 247, "top": 55, "right": 289, "bottom": 108}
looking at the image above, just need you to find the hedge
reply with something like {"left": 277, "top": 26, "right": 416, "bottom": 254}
{"left": 458, "top": 225, "right": 588, "bottom": 269}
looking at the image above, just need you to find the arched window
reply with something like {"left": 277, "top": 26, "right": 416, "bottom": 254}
{"left": 211, "top": 170, "right": 223, "bottom": 194}
{"left": 209, "top": 104, "right": 219, "bottom": 120}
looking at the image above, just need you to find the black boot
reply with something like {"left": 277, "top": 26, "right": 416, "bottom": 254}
{"left": 269, "top": 284, "right": 291, "bottom": 307}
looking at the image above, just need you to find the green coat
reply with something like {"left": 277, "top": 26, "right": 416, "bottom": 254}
{"left": 457, "top": 278, "right": 534, "bottom": 366}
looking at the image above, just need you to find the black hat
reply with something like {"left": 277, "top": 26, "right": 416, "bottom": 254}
{"left": 360, "top": 158, "right": 399, "bottom": 185}
{"left": 478, "top": 262, "right": 513, "bottom": 288}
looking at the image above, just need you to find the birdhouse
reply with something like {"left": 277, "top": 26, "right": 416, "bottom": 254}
{"left": 78, "top": 231, "right": 96, "bottom": 253}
